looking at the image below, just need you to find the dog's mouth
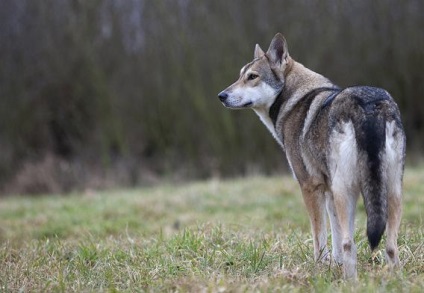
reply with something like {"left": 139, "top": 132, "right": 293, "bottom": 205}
{"left": 224, "top": 101, "right": 253, "bottom": 109}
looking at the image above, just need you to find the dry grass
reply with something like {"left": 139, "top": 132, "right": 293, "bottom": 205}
{"left": 1, "top": 168, "right": 423, "bottom": 292}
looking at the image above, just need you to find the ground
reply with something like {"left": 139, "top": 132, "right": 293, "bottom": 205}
{"left": 1, "top": 168, "right": 423, "bottom": 292}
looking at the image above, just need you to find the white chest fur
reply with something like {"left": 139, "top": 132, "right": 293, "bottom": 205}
{"left": 253, "top": 108, "right": 284, "bottom": 148}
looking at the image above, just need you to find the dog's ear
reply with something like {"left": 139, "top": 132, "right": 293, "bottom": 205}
{"left": 254, "top": 44, "right": 265, "bottom": 59}
{"left": 266, "top": 33, "right": 289, "bottom": 67}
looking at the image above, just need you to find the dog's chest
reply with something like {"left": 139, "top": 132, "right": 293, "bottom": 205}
{"left": 253, "top": 108, "right": 284, "bottom": 148}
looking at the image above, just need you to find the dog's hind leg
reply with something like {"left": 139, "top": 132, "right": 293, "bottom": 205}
{"left": 385, "top": 190, "right": 402, "bottom": 267}
{"left": 384, "top": 121, "right": 405, "bottom": 268}
{"left": 332, "top": 185, "right": 360, "bottom": 279}
{"left": 328, "top": 121, "right": 360, "bottom": 279}
{"left": 326, "top": 191, "right": 343, "bottom": 265}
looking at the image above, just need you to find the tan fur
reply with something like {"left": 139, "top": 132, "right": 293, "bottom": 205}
{"left": 218, "top": 33, "right": 406, "bottom": 279}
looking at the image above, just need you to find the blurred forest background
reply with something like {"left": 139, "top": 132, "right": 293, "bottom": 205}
{"left": 1, "top": 0, "right": 423, "bottom": 195}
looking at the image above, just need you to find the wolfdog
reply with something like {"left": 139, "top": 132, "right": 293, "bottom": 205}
{"left": 218, "top": 33, "right": 406, "bottom": 279}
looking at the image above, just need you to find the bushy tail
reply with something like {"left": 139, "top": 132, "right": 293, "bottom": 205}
{"left": 363, "top": 182, "right": 387, "bottom": 250}
{"left": 357, "top": 113, "right": 388, "bottom": 250}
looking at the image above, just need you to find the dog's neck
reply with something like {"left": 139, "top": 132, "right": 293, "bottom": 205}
{"left": 284, "top": 61, "right": 334, "bottom": 98}
{"left": 252, "top": 60, "right": 334, "bottom": 150}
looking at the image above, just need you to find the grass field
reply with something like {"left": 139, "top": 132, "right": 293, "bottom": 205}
{"left": 1, "top": 168, "right": 423, "bottom": 292}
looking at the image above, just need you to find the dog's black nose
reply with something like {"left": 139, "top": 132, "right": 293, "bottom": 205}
{"left": 218, "top": 91, "right": 228, "bottom": 102}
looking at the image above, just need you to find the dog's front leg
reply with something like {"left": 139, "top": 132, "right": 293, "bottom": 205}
{"left": 300, "top": 183, "right": 329, "bottom": 263}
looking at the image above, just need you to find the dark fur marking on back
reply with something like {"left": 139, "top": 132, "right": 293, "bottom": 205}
{"left": 352, "top": 86, "right": 391, "bottom": 113}
{"left": 321, "top": 89, "right": 342, "bottom": 108}
{"left": 269, "top": 87, "right": 339, "bottom": 126}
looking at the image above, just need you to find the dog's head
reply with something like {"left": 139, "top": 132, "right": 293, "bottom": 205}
{"left": 218, "top": 33, "right": 292, "bottom": 109}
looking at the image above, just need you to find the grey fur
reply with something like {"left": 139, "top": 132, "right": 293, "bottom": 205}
{"left": 218, "top": 33, "right": 406, "bottom": 279}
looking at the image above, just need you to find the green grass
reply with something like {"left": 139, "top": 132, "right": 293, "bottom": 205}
{"left": 1, "top": 168, "right": 423, "bottom": 292}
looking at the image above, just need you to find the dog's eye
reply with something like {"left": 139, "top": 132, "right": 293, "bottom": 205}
{"left": 247, "top": 73, "right": 259, "bottom": 81}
